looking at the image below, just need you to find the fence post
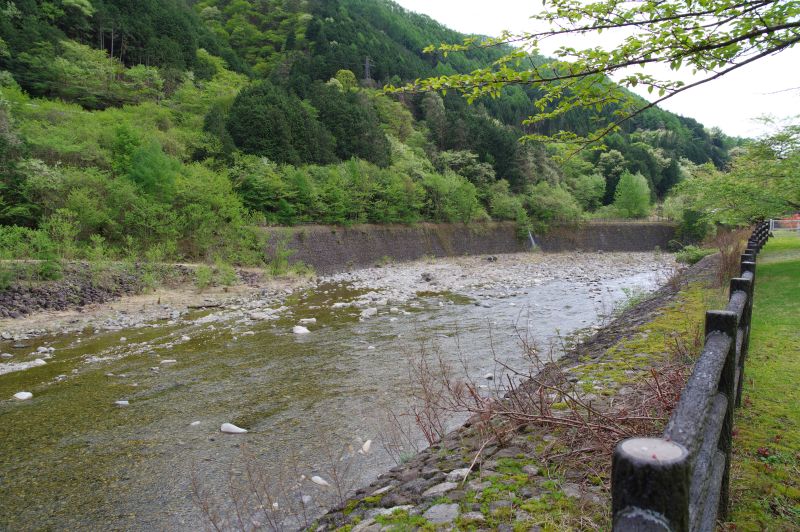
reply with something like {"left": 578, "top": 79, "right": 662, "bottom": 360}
{"left": 730, "top": 277, "right": 753, "bottom": 407}
{"left": 612, "top": 437, "right": 690, "bottom": 531}
{"left": 705, "top": 310, "right": 738, "bottom": 521}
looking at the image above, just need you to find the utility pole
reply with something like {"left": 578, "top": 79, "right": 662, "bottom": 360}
{"left": 364, "top": 56, "right": 373, "bottom": 82}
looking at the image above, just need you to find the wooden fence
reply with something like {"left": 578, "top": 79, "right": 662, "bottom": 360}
{"left": 611, "top": 221, "right": 771, "bottom": 531}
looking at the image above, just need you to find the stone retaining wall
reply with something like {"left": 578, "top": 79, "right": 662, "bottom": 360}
{"left": 261, "top": 221, "right": 676, "bottom": 275}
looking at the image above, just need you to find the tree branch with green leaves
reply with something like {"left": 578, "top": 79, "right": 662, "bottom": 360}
{"left": 389, "top": 0, "right": 800, "bottom": 148}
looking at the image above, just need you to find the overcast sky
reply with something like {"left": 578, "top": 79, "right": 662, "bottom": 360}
{"left": 393, "top": 0, "right": 800, "bottom": 139}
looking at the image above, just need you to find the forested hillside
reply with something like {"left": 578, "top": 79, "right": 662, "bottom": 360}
{"left": 0, "top": 0, "right": 736, "bottom": 269}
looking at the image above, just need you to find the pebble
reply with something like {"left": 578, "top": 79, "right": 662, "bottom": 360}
{"left": 13, "top": 391, "right": 33, "bottom": 400}
{"left": 114, "top": 400, "right": 129, "bottom": 406}
{"left": 311, "top": 475, "right": 330, "bottom": 487}
{"left": 160, "top": 359, "right": 177, "bottom": 364}
{"left": 220, "top": 423, "right": 247, "bottom": 434}
{"left": 190, "top": 421, "right": 201, "bottom": 426}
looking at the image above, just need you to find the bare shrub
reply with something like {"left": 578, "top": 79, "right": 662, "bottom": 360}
{"left": 711, "top": 228, "right": 749, "bottom": 287}
{"left": 191, "top": 437, "right": 366, "bottom": 531}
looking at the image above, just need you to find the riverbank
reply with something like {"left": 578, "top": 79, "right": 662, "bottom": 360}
{"left": 0, "top": 264, "right": 314, "bottom": 344}
{"left": 313, "top": 254, "right": 722, "bottom": 531}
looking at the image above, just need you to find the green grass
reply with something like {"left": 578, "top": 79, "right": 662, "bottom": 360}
{"left": 727, "top": 233, "right": 800, "bottom": 530}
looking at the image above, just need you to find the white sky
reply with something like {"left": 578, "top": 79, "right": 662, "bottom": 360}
{"left": 393, "top": 0, "right": 800, "bottom": 139}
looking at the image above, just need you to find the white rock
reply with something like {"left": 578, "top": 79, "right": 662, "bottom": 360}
{"left": 367, "top": 346, "right": 375, "bottom": 350}
{"left": 360, "top": 307, "right": 378, "bottom": 319}
{"left": 36, "top": 346, "right": 49, "bottom": 353}
{"left": 1, "top": 332, "right": 11, "bottom": 340}
{"left": 120, "top": 337, "right": 127, "bottom": 342}
{"left": 484, "top": 373, "right": 494, "bottom": 380}
{"left": 221, "top": 423, "right": 248, "bottom": 434}
{"left": 181, "top": 335, "right": 191, "bottom": 342}
{"left": 331, "top": 302, "right": 349, "bottom": 309}
{"left": 361, "top": 440, "right": 372, "bottom": 454}
{"left": 446, "top": 468, "right": 472, "bottom": 482}
{"left": 33, "top": 359, "right": 47, "bottom": 367}
{"left": 190, "top": 421, "right": 201, "bottom": 426}
{"left": 115, "top": 400, "right": 129, "bottom": 406}
{"left": 298, "top": 318, "right": 317, "bottom": 325}
{"left": 1, "top": 353, "right": 13, "bottom": 359}
{"left": 160, "top": 359, "right": 177, "bottom": 364}
{"left": 241, "top": 331, "right": 255, "bottom": 336}
{"left": 293, "top": 326, "right": 310, "bottom": 335}
{"left": 311, "top": 475, "right": 330, "bottom": 487}
{"left": 13, "top": 391, "right": 33, "bottom": 400}
{"left": 389, "top": 307, "right": 400, "bottom": 314}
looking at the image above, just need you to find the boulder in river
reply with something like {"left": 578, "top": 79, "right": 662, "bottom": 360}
{"left": 360, "top": 308, "right": 378, "bottom": 319}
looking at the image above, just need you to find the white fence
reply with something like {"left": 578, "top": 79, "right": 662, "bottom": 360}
{"left": 769, "top": 218, "right": 800, "bottom": 231}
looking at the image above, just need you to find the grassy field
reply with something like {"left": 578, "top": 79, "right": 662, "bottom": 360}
{"left": 727, "top": 232, "right": 800, "bottom": 530}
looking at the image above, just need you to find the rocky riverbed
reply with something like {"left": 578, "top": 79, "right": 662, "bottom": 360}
{"left": 0, "top": 250, "right": 675, "bottom": 531}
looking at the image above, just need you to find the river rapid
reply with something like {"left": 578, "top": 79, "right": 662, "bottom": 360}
{"left": 0, "top": 251, "right": 672, "bottom": 530}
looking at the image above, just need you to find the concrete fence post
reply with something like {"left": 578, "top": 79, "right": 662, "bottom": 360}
{"left": 705, "top": 310, "right": 738, "bottom": 521}
{"left": 612, "top": 438, "right": 690, "bottom": 531}
{"left": 730, "top": 277, "right": 753, "bottom": 407}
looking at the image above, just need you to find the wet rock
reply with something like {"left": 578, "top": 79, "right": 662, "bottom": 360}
{"left": 311, "top": 475, "right": 331, "bottom": 487}
{"left": 422, "top": 503, "right": 459, "bottom": 524}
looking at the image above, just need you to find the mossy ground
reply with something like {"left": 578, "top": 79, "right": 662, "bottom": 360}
{"left": 727, "top": 233, "right": 800, "bottom": 530}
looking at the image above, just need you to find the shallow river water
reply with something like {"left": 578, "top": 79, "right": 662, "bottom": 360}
{"left": 0, "top": 251, "right": 671, "bottom": 530}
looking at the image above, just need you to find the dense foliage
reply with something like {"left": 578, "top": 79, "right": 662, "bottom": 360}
{"left": 0, "top": 0, "right": 742, "bottom": 266}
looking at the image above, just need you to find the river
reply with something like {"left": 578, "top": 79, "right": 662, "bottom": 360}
{"left": 0, "top": 251, "right": 672, "bottom": 530}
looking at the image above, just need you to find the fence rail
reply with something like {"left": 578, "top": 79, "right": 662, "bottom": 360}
{"left": 611, "top": 220, "right": 771, "bottom": 531}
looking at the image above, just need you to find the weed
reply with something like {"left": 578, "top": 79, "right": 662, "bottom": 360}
{"left": 194, "top": 265, "right": 213, "bottom": 292}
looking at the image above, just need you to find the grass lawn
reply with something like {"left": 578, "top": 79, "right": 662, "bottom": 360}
{"left": 727, "top": 232, "right": 800, "bottom": 530}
